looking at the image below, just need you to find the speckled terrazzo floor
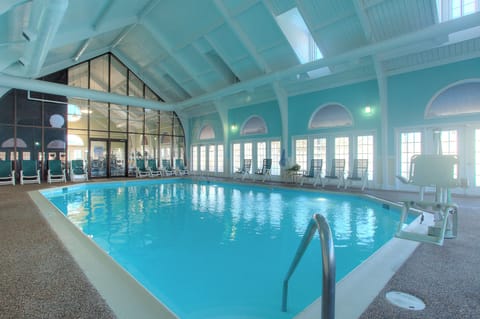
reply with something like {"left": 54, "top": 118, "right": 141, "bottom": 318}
{"left": 359, "top": 191, "right": 480, "bottom": 319}
{"left": 0, "top": 182, "right": 116, "bottom": 319}
{"left": 0, "top": 180, "right": 478, "bottom": 319}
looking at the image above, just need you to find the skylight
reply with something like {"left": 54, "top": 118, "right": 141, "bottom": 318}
{"left": 437, "top": 0, "right": 479, "bottom": 22}
{"left": 273, "top": 8, "right": 330, "bottom": 80}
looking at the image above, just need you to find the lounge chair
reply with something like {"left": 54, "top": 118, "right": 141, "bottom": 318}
{"left": 344, "top": 159, "right": 368, "bottom": 191}
{"left": 20, "top": 160, "right": 41, "bottom": 185}
{"left": 254, "top": 158, "right": 272, "bottom": 182}
{"left": 0, "top": 160, "right": 15, "bottom": 186}
{"left": 162, "top": 159, "right": 174, "bottom": 176}
{"left": 322, "top": 159, "right": 345, "bottom": 188}
{"left": 147, "top": 159, "right": 162, "bottom": 177}
{"left": 233, "top": 159, "right": 251, "bottom": 180}
{"left": 300, "top": 159, "right": 323, "bottom": 186}
{"left": 47, "top": 159, "right": 66, "bottom": 183}
{"left": 175, "top": 159, "right": 189, "bottom": 176}
{"left": 70, "top": 159, "right": 88, "bottom": 182}
{"left": 135, "top": 159, "right": 149, "bottom": 178}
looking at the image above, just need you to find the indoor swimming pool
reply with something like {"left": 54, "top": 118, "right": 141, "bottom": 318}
{"left": 41, "top": 179, "right": 407, "bottom": 319}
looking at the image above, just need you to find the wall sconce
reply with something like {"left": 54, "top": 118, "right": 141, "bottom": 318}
{"left": 363, "top": 105, "right": 373, "bottom": 116}
{"left": 230, "top": 124, "right": 238, "bottom": 132}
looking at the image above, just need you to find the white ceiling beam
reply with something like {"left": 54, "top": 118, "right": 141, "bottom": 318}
{"left": 142, "top": 19, "right": 210, "bottom": 93}
{"left": 213, "top": 0, "right": 269, "bottom": 73}
{"left": 174, "top": 11, "right": 480, "bottom": 110}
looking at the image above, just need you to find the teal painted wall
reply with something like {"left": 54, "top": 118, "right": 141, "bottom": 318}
{"left": 228, "top": 100, "right": 282, "bottom": 140}
{"left": 288, "top": 80, "right": 381, "bottom": 148}
{"left": 190, "top": 112, "right": 224, "bottom": 144}
{"left": 289, "top": 80, "right": 380, "bottom": 135}
{"left": 387, "top": 57, "right": 480, "bottom": 154}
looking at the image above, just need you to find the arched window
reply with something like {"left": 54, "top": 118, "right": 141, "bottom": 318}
{"left": 425, "top": 80, "right": 480, "bottom": 118}
{"left": 199, "top": 124, "right": 215, "bottom": 140}
{"left": 241, "top": 115, "right": 267, "bottom": 136}
{"left": 309, "top": 103, "right": 353, "bottom": 129}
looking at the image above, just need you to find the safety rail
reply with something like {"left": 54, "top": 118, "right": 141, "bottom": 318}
{"left": 281, "top": 213, "right": 336, "bottom": 319}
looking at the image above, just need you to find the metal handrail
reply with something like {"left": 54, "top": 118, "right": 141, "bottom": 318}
{"left": 281, "top": 213, "right": 336, "bottom": 319}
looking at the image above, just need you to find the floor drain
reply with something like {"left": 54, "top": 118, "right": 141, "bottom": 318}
{"left": 385, "top": 291, "right": 425, "bottom": 311}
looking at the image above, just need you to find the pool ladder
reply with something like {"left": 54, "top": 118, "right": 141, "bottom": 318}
{"left": 282, "top": 213, "right": 336, "bottom": 319}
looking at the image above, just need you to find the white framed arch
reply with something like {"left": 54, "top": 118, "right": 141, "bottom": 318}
{"left": 240, "top": 115, "right": 267, "bottom": 136}
{"left": 308, "top": 103, "right": 353, "bottom": 129}
{"left": 198, "top": 124, "right": 216, "bottom": 140}
{"left": 425, "top": 79, "right": 480, "bottom": 119}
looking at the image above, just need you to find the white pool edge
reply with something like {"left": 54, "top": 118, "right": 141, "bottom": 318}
{"left": 295, "top": 199, "right": 424, "bottom": 319}
{"left": 29, "top": 190, "right": 178, "bottom": 319}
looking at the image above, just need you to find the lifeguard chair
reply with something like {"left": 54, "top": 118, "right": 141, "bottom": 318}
{"left": 395, "top": 155, "right": 459, "bottom": 246}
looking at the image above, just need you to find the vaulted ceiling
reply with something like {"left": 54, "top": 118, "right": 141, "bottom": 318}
{"left": 0, "top": 0, "right": 479, "bottom": 117}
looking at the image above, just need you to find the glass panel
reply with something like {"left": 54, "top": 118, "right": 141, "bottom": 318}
{"left": 0, "top": 125, "right": 12, "bottom": 160}
{"left": 0, "top": 90, "right": 14, "bottom": 125}
{"left": 110, "top": 132, "right": 127, "bottom": 139}
{"left": 270, "top": 140, "right": 281, "bottom": 176}
{"left": 173, "top": 136, "right": 185, "bottom": 164}
{"left": 160, "top": 111, "right": 173, "bottom": 135}
{"left": 334, "top": 136, "right": 349, "bottom": 173}
{"left": 310, "top": 104, "right": 353, "bottom": 129}
{"left": 44, "top": 103, "right": 67, "bottom": 128}
{"left": 199, "top": 145, "right": 206, "bottom": 171}
{"left": 128, "top": 107, "right": 144, "bottom": 134}
{"left": 440, "top": 130, "right": 458, "bottom": 178}
{"left": 232, "top": 143, "right": 241, "bottom": 173}
{"left": 128, "top": 134, "right": 142, "bottom": 176}
{"left": 400, "top": 132, "right": 422, "bottom": 179}
{"left": 357, "top": 135, "right": 374, "bottom": 180}
{"left": 90, "top": 101, "right": 109, "bottom": 131}
{"left": 217, "top": 144, "right": 224, "bottom": 173}
{"left": 241, "top": 116, "right": 267, "bottom": 135}
{"left": 294, "top": 139, "right": 307, "bottom": 170}
{"left": 208, "top": 145, "right": 216, "bottom": 172}
{"left": 128, "top": 71, "right": 143, "bottom": 97}
{"left": 16, "top": 90, "right": 42, "bottom": 126}
{"left": 90, "top": 55, "right": 109, "bottom": 92}
{"left": 192, "top": 145, "right": 198, "bottom": 171}
{"left": 257, "top": 141, "right": 266, "bottom": 171}
{"left": 67, "top": 99, "right": 89, "bottom": 129}
{"left": 243, "top": 143, "right": 252, "bottom": 161}
{"left": 90, "top": 140, "right": 107, "bottom": 177}
{"left": 110, "top": 140, "right": 126, "bottom": 177}
{"left": 68, "top": 62, "right": 89, "bottom": 88}
{"left": 173, "top": 114, "right": 184, "bottom": 136}
{"left": 110, "top": 56, "right": 127, "bottom": 95}
{"left": 160, "top": 134, "right": 171, "bottom": 161}
{"left": 110, "top": 104, "right": 128, "bottom": 132}
{"left": 142, "top": 135, "right": 156, "bottom": 160}
{"left": 145, "top": 86, "right": 159, "bottom": 101}
{"left": 199, "top": 125, "right": 215, "bottom": 140}
{"left": 90, "top": 130, "right": 108, "bottom": 138}
{"left": 313, "top": 137, "right": 327, "bottom": 176}
{"left": 145, "top": 109, "right": 159, "bottom": 134}
{"left": 67, "top": 130, "right": 88, "bottom": 173}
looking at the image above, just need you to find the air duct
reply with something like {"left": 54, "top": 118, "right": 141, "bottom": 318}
{"left": 0, "top": 74, "right": 174, "bottom": 111}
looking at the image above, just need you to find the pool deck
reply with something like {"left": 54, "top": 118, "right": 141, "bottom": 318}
{"left": 0, "top": 178, "right": 478, "bottom": 318}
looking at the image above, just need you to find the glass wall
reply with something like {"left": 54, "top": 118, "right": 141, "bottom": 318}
{"left": 0, "top": 53, "right": 185, "bottom": 181}
{"left": 66, "top": 53, "right": 185, "bottom": 178}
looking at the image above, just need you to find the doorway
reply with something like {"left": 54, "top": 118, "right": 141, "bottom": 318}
{"left": 89, "top": 139, "right": 127, "bottom": 178}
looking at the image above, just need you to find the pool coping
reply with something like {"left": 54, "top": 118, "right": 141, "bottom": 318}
{"left": 30, "top": 180, "right": 421, "bottom": 319}
{"left": 29, "top": 190, "right": 179, "bottom": 319}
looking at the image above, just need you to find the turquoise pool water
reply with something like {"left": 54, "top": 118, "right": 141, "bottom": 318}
{"left": 41, "top": 179, "right": 404, "bottom": 319}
